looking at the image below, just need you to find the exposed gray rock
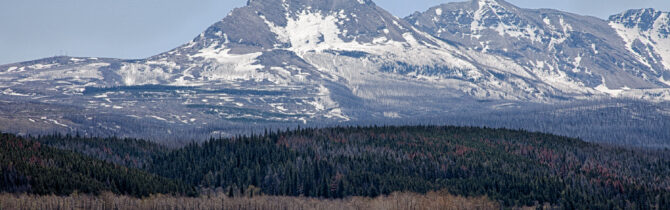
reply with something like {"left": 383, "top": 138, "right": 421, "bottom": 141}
{"left": 406, "top": 0, "right": 669, "bottom": 91}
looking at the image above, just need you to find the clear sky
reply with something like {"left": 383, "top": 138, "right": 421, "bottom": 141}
{"left": 1, "top": 0, "right": 669, "bottom": 65}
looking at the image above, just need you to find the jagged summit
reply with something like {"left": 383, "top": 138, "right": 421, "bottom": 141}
{"left": 439, "top": 0, "right": 519, "bottom": 11}
{"left": 247, "top": 0, "right": 375, "bottom": 8}
{"left": 469, "top": 0, "right": 517, "bottom": 8}
{"left": 180, "top": 0, "right": 438, "bottom": 55}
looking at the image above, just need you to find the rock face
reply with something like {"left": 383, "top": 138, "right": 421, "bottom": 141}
{"left": 609, "top": 8, "right": 670, "bottom": 85}
{"left": 0, "top": 0, "right": 669, "bottom": 146}
{"left": 406, "top": 0, "right": 670, "bottom": 97}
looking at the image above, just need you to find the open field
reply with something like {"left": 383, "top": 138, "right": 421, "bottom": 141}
{"left": 0, "top": 191, "right": 500, "bottom": 210}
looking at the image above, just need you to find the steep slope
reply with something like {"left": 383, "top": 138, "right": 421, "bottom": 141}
{"left": 406, "top": 0, "right": 670, "bottom": 99}
{"left": 610, "top": 8, "right": 670, "bottom": 85}
{"left": 157, "top": 0, "right": 558, "bottom": 104}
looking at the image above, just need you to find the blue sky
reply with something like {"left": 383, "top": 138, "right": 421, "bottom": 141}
{"left": 1, "top": 0, "right": 669, "bottom": 65}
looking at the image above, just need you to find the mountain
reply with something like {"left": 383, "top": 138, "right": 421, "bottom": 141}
{"left": 609, "top": 8, "right": 670, "bottom": 84}
{"left": 0, "top": 0, "right": 520, "bottom": 137}
{"left": 0, "top": 0, "right": 669, "bottom": 147}
{"left": 406, "top": 0, "right": 670, "bottom": 99}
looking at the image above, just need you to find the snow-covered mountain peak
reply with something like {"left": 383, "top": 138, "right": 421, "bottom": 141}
{"left": 468, "top": 0, "right": 511, "bottom": 6}
{"left": 247, "top": 0, "right": 375, "bottom": 9}
{"left": 407, "top": 1, "right": 670, "bottom": 98}
{"left": 469, "top": 0, "right": 527, "bottom": 32}
{"left": 609, "top": 9, "right": 670, "bottom": 74}
{"left": 471, "top": 0, "right": 517, "bottom": 11}
{"left": 3, "top": 0, "right": 670, "bottom": 141}
{"left": 407, "top": 0, "right": 537, "bottom": 43}
{"left": 178, "top": 0, "right": 441, "bottom": 56}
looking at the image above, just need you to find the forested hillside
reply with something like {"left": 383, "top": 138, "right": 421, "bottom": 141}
{"left": 2, "top": 126, "right": 669, "bottom": 209}
{"left": 32, "top": 134, "right": 170, "bottom": 168}
{"left": 0, "top": 133, "right": 195, "bottom": 197}
{"left": 149, "top": 126, "right": 670, "bottom": 208}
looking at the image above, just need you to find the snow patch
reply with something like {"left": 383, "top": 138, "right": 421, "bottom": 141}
{"left": 559, "top": 17, "right": 573, "bottom": 32}
{"left": 150, "top": 115, "right": 167, "bottom": 121}
{"left": 28, "top": 63, "right": 57, "bottom": 70}
{"left": 146, "top": 60, "right": 180, "bottom": 69}
{"left": 118, "top": 63, "right": 171, "bottom": 86}
{"left": 572, "top": 55, "right": 582, "bottom": 73}
{"left": 595, "top": 78, "right": 624, "bottom": 97}
{"left": 2, "top": 88, "right": 30, "bottom": 96}
{"left": 190, "top": 43, "right": 269, "bottom": 83}
{"left": 263, "top": 10, "right": 347, "bottom": 54}
{"left": 271, "top": 103, "right": 288, "bottom": 112}
{"left": 610, "top": 14, "right": 670, "bottom": 70}
{"left": 383, "top": 112, "right": 400, "bottom": 118}
{"left": 93, "top": 93, "right": 108, "bottom": 98}
{"left": 660, "top": 76, "right": 670, "bottom": 86}
{"left": 49, "top": 119, "right": 68, "bottom": 127}
{"left": 325, "top": 108, "right": 349, "bottom": 121}
{"left": 25, "top": 63, "right": 107, "bottom": 83}
{"left": 306, "top": 85, "right": 349, "bottom": 121}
